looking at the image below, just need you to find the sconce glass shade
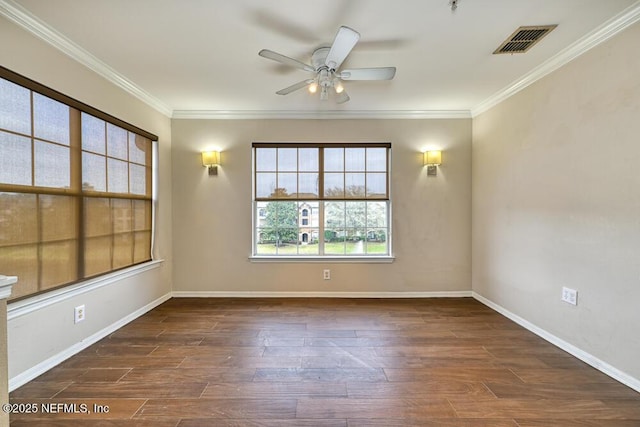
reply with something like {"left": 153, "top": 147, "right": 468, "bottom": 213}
{"left": 424, "top": 150, "right": 442, "bottom": 166}
{"left": 202, "top": 151, "right": 220, "bottom": 176}
{"left": 202, "top": 151, "right": 220, "bottom": 167}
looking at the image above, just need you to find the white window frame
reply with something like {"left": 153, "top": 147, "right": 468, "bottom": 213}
{"left": 250, "top": 143, "right": 394, "bottom": 263}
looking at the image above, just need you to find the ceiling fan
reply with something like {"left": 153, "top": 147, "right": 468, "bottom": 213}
{"left": 259, "top": 26, "right": 396, "bottom": 104}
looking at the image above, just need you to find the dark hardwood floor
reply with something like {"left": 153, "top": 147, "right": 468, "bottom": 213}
{"left": 9, "top": 298, "right": 640, "bottom": 426}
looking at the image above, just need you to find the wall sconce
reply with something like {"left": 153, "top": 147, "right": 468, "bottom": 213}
{"left": 424, "top": 150, "right": 442, "bottom": 176}
{"left": 202, "top": 151, "right": 220, "bottom": 176}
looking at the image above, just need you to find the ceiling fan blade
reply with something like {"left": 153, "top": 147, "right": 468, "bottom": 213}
{"left": 335, "top": 90, "right": 350, "bottom": 104}
{"left": 325, "top": 26, "right": 360, "bottom": 70}
{"left": 259, "top": 49, "right": 315, "bottom": 72}
{"left": 276, "top": 79, "right": 315, "bottom": 95}
{"left": 340, "top": 67, "right": 396, "bottom": 80}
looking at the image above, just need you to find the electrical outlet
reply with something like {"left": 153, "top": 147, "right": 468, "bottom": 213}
{"left": 561, "top": 287, "right": 578, "bottom": 306}
{"left": 323, "top": 269, "right": 331, "bottom": 280}
{"left": 74, "top": 305, "right": 86, "bottom": 323}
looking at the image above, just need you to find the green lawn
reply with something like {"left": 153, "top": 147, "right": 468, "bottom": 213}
{"left": 256, "top": 241, "right": 387, "bottom": 255}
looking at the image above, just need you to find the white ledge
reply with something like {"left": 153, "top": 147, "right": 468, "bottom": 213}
{"left": 0, "top": 275, "right": 17, "bottom": 299}
{"left": 8, "top": 260, "right": 164, "bottom": 320}
{"left": 249, "top": 255, "right": 395, "bottom": 263}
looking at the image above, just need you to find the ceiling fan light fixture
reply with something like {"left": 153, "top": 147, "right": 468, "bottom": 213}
{"left": 320, "top": 86, "right": 329, "bottom": 100}
{"left": 259, "top": 26, "right": 395, "bottom": 104}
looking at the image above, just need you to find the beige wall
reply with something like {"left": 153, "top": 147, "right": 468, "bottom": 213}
{"left": 1, "top": 16, "right": 173, "bottom": 380}
{"left": 171, "top": 119, "right": 471, "bottom": 293}
{"left": 472, "top": 22, "right": 640, "bottom": 379}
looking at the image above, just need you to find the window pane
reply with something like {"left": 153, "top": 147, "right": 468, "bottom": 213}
{"left": 0, "top": 132, "right": 31, "bottom": 186}
{"left": 345, "top": 173, "right": 365, "bottom": 198}
{"left": 81, "top": 113, "right": 105, "bottom": 154}
{"left": 107, "top": 158, "right": 128, "bottom": 193}
{"left": 33, "top": 93, "right": 70, "bottom": 145}
{"left": 276, "top": 173, "right": 297, "bottom": 198}
{"left": 346, "top": 202, "right": 366, "bottom": 227}
{"left": 255, "top": 201, "right": 268, "bottom": 223}
{"left": 366, "top": 229, "right": 387, "bottom": 254}
{"left": 84, "top": 236, "right": 111, "bottom": 277}
{"left": 325, "top": 231, "right": 345, "bottom": 254}
{"left": 34, "top": 141, "right": 69, "bottom": 188}
{"left": 256, "top": 148, "right": 276, "bottom": 171}
{"left": 298, "top": 148, "right": 318, "bottom": 171}
{"left": 0, "top": 245, "right": 38, "bottom": 299}
{"left": 0, "top": 193, "right": 37, "bottom": 245}
{"left": 298, "top": 230, "right": 318, "bottom": 254}
{"left": 366, "top": 202, "right": 387, "bottom": 227}
{"left": 40, "top": 195, "right": 77, "bottom": 241}
{"left": 0, "top": 78, "right": 31, "bottom": 135}
{"left": 299, "top": 202, "right": 319, "bottom": 226}
{"left": 134, "top": 231, "right": 151, "bottom": 263}
{"left": 112, "top": 199, "right": 132, "bottom": 233}
{"left": 346, "top": 229, "right": 366, "bottom": 254}
{"left": 366, "top": 173, "right": 387, "bottom": 198}
{"left": 324, "top": 173, "right": 344, "bottom": 198}
{"left": 113, "top": 233, "right": 133, "bottom": 269}
{"left": 256, "top": 172, "right": 276, "bottom": 198}
{"left": 298, "top": 173, "right": 319, "bottom": 198}
{"left": 41, "top": 241, "right": 78, "bottom": 291}
{"left": 130, "top": 164, "right": 146, "bottom": 195}
{"left": 324, "top": 148, "right": 344, "bottom": 171}
{"left": 133, "top": 200, "right": 151, "bottom": 231}
{"left": 277, "top": 148, "right": 297, "bottom": 171}
{"left": 129, "top": 133, "right": 150, "bottom": 165}
{"left": 256, "top": 228, "right": 273, "bottom": 244}
{"left": 366, "top": 147, "right": 387, "bottom": 171}
{"left": 107, "top": 123, "right": 128, "bottom": 160}
{"left": 277, "top": 229, "right": 298, "bottom": 245}
{"left": 345, "top": 148, "right": 365, "bottom": 171}
{"left": 273, "top": 202, "right": 298, "bottom": 228}
{"left": 255, "top": 230, "right": 275, "bottom": 255}
{"left": 82, "top": 152, "right": 106, "bottom": 192}
{"left": 324, "top": 201, "right": 345, "bottom": 228}
{"left": 84, "top": 197, "right": 111, "bottom": 237}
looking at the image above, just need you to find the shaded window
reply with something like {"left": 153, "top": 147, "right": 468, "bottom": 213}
{"left": 0, "top": 69, "right": 156, "bottom": 300}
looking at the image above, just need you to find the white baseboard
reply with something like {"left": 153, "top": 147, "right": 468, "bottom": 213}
{"left": 172, "top": 291, "right": 473, "bottom": 298}
{"left": 472, "top": 292, "right": 640, "bottom": 394}
{"left": 9, "top": 292, "right": 172, "bottom": 392}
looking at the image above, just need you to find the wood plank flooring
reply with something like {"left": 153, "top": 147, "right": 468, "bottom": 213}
{"left": 9, "top": 298, "right": 640, "bottom": 426}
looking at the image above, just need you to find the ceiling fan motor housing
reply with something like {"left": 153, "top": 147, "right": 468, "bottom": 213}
{"left": 311, "top": 47, "right": 332, "bottom": 70}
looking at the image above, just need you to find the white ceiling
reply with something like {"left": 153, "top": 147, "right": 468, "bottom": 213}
{"left": 3, "top": 0, "right": 640, "bottom": 118}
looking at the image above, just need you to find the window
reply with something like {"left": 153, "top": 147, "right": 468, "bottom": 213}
{"left": 253, "top": 143, "right": 390, "bottom": 257}
{"left": 0, "top": 68, "right": 157, "bottom": 300}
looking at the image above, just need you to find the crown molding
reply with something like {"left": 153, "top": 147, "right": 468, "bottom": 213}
{"left": 472, "top": 1, "right": 640, "bottom": 117}
{"left": 0, "top": 0, "right": 173, "bottom": 117}
{"left": 172, "top": 109, "right": 472, "bottom": 120}
{"left": 4, "top": 0, "right": 638, "bottom": 121}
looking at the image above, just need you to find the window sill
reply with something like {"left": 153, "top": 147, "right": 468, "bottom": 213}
{"left": 8, "top": 259, "right": 164, "bottom": 320}
{"left": 249, "top": 255, "right": 395, "bottom": 263}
